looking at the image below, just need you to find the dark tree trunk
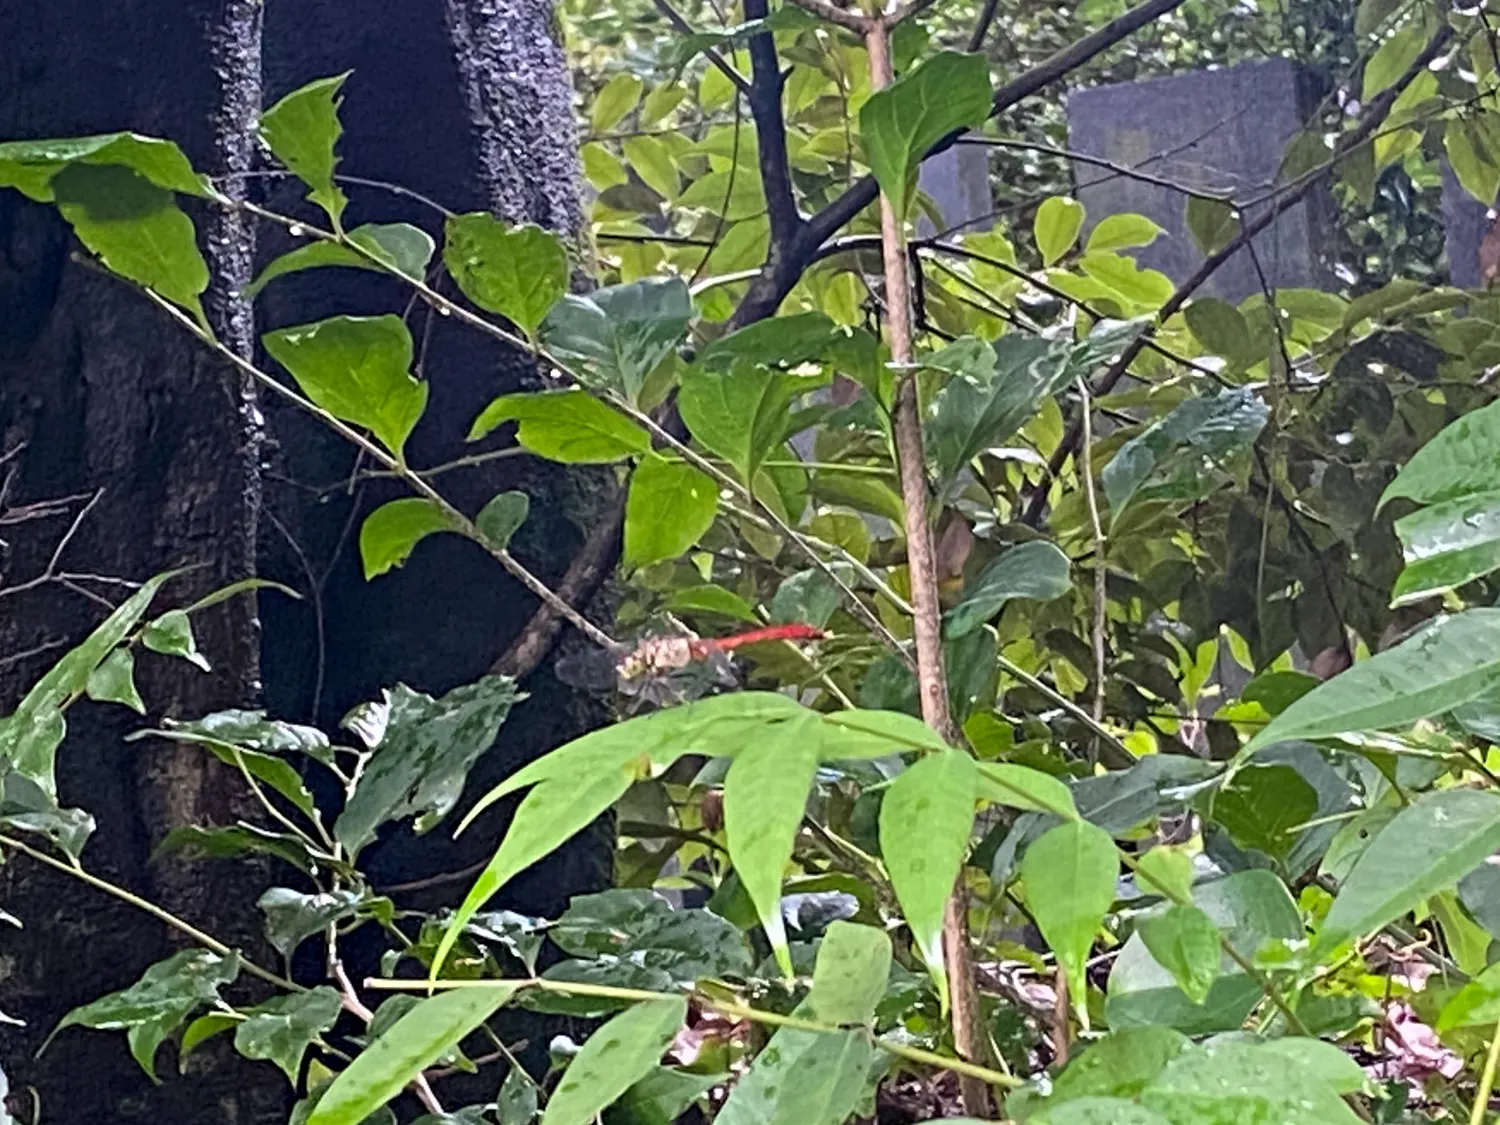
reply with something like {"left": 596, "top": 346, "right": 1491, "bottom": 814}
{"left": 0, "top": 1, "right": 608, "bottom": 1120}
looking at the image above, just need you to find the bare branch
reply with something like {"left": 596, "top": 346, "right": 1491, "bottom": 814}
{"left": 744, "top": 0, "right": 805, "bottom": 253}
{"left": 651, "top": 0, "right": 752, "bottom": 96}
{"left": 782, "top": 0, "right": 869, "bottom": 32}
{"left": 730, "top": 0, "right": 1192, "bottom": 326}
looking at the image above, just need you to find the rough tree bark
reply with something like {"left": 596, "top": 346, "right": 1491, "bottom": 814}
{"left": 0, "top": 1, "right": 607, "bottom": 1120}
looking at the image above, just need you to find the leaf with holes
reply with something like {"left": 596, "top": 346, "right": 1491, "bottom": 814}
{"left": 444, "top": 213, "right": 568, "bottom": 341}
{"left": 264, "top": 315, "right": 428, "bottom": 460}
{"left": 259, "top": 73, "right": 351, "bottom": 224}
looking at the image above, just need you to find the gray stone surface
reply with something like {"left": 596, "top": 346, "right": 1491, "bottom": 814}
{"left": 1066, "top": 58, "right": 1336, "bottom": 303}
{"left": 918, "top": 143, "right": 993, "bottom": 238}
{"left": 1441, "top": 160, "right": 1493, "bottom": 289}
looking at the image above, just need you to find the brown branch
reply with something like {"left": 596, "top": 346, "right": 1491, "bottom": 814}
{"left": 491, "top": 491, "right": 626, "bottom": 679}
{"left": 782, "top": 0, "right": 868, "bottom": 32}
{"left": 1019, "top": 23, "right": 1457, "bottom": 527}
{"left": 729, "top": 0, "right": 1192, "bottom": 326}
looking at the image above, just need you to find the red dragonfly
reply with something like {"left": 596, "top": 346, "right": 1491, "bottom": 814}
{"left": 556, "top": 624, "right": 827, "bottom": 708}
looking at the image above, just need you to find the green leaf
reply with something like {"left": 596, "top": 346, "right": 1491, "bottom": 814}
{"left": 263, "top": 315, "right": 428, "bottom": 460}
{"left": 144, "top": 730, "right": 320, "bottom": 821}
{"left": 624, "top": 453, "right": 719, "bottom": 570}
{"left": 1139, "top": 1039, "right": 1362, "bottom": 1125}
{"left": 1240, "top": 610, "right": 1500, "bottom": 758}
{"left": 769, "top": 569, "right": 842, "bottom": 629}
{"left": 155, "top": 823, "right": 317, "bottom": 875}
{"left": 1023, "top": 821, "right": 1117, "bottom": 1012}
{"left": 85, "top": 648, "right": 145, "bottom": 714}
{"left": 859, "top": 51, "right": 993, "bottom": 219}
{"left": 1102, "top": 388, "right": 1268, "bottom": 518}
{"left": 259, "top": 73, "right": 350, "bottom": 225}
{"left": 244, "top": 223, "right": 435, "bottom": 297}
{"left": 805, "top": 921, "right": 891, "bottom": 1026}
{"left": 54, "top": 949, "right": 239, "bottom": 1081}
{"left": 1391, "top": 491, "right": 1500, "bottom": 605}
{"left": 1317, "top": 788, "right": 1500, "bottom": 953}
{"left": 52, "top": 163, "right": 209, "bottom": 326}
{"left": 540, "top": 278, "right": 691, "bottom": 402}
{"left": 697, "top": 312, "right": 839, "bottom": 370}
{"left": 334, "top": 675, "right": 520, "bottom": 854}
{"left": 235, "top": 987, "right": 343, "bottom": 1081}
{"left": 1137, "top": 906, "right": 1220, "bottom": 1004}
{"left": 541, "top": 997, "right": 686, "bottom": 1125}
{"left": 1107, "top": 871, "right": 1300, "bottom": 1033}
{"left": 1356, "top": 0, "right": 1403, "bottom": 35}
{"left": 1383, "top": 398, "right": 1500, "bottom": 508}
{"left": 1364, "top": 19, "right": 1428, "bottom": 99}
{"left": 613, "top": 1068, "right": 720, "bottom": 1125}
{"left": 1085, "top": 213, "right": 1164, "bottom": 254}
{"left": 1036, "top": 197, "right": 1085, "bottom": 265}
{"left": 1183, "top": 298, "right": 1256, "bottom": 366}
{"left": 1134, "top": 847, "right": 1194, "bottom": 904}
{"left": 880, "top": 751, "right": 975, "bottom": 1001}
{"left": 1045, "top": 1026, "right": 1190, "bottom": 1110}
{"left": 548, "top": 890, "right": 752, "bottom": 984}
{"left": 945, "top": 540, "right": 1071, "bottom": 638}
{"left": 443, "top": 214, "right": 568, "bottom": 341}
{"left": 498, "top": 1065, "right": 540, "bottom": 1125}
{"left": 1035, "top": 1098, "right": 1172, "bottom": 1125}
{"left": 716, "top": 1027, "right": 876, "bottom": 1125}
{"left": 1445, "top": 119, "right": 1500, "bottom": 207}
{"left": 820, "top": 708, "right": 949, "bottom": 756}
{"left": 469, "top": 389, "right": 649, "bottom": 462}
{"left": 723, "top": 711, "right": 824, "bottom": 975}
{"left": 679, "top": 364, "right": 820, "bottom": 482}
{"left": 1208, "top": 764, "right": 1318, "bottom": 861}
{"left": 359, "top": 499, "right": 457, "bottom": 580}
{"left": 158, "top": 709, "right": 332, "bottom": 763}
{"left": 592, "top": 73, "right": 644, "bottom": 132}
{"left": 976, "top": 761, "right": 1079, "bottom": 819}
{"left": 0, "top": 132, "right": 210, "bottom": 202}
{"left": 258, "top": 887, "right": 365, "bottom": 959}
{"left": 1079, "top": 253, "right": 1174, "bottom": 309}
{"left": 180, "top": 1012, "right": 239, "bottom": 1063}
{"left": 0, "top": 772, "right": 95, "bottom": 861}
{"left": 307, "top": 985, "right": 519, "bottom": 1125}
{"left": 0, "top": 573, "right": 170, "bottom": 797}
{"left": 663, "top": 584, "right": 759, "bottom": 623}
{"left": 623, "top": 135, "right": 679, "bottom": 201}
{"left": 142, "top": 609, "right": 211, "bottom": 671}
{"left": 476, "top": 491, "right": 530, "bottom": 551}
{"left": 1185, "top": 196, "right": 1240, "bottom": 255}
{"left": 1438, "top": 960, "right": 1500, "bottom": 1029}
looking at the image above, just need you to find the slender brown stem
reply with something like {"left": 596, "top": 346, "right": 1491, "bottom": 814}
{"left": 864, "top": 19, "right": 989, "bottom": 1118}
{"left": 1078, "top": 380, "right": 1107, "bottom": 731}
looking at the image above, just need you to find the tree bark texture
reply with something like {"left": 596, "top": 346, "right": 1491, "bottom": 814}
{"left": 0, "top": 1, "right": 606, "bottom": 1120}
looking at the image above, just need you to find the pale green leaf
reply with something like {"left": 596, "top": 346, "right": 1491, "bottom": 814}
{"left": 1021, "top": 821, "right": 1117, "bottom": 1010}
{"left": 0, "top": 132, "right": 210, "bottom": 202}
{"left": 592, "top": 74, "right": 644, "bottom": 132}
{"left": 624, "top": 453, "right": 719, "bottom": 570}
{"left": 541, "top": 998, "right": 687, "bottom": 1125}
{"left": 880, "top": 750, "right": 975, "bottom": 1001}
{"left": 244, "top": 223, "right": 435, "bottom": 297}
{"left": 1138, "top": 905, "right": 1220, "bottom": 1004}
{"left": 804, "top": 921, "right": 891, "bottom": 1026}
{"left": 307, "top": 985, "right": 519, "bottom": 1125}
{"left": 723, "top": 711, "right": 823, "bottom": 975}
{"left": 85, "top": 648, "right": 145, "bottom": 714}
{"left": 976, "top": 761, "right": 1079, "bottom": 819}
{"left": 1036, "top": 197, "right": 1085, "bottom": 265}
{"left": 1085, "top": 213, "right": 1163, "bottom": 254}
{"left": 1318, "top": 788, "right": 1500, "bottom": 953}
{"left": 1240, "top": 609, "right": 1500, "bottom": 757}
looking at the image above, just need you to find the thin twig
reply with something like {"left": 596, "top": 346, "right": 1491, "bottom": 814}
{"left": 1077, "top": 380, "right": 1108, "bottom": 733}
{"left": 651, "top": 0, "right": 752, "bottom": 95}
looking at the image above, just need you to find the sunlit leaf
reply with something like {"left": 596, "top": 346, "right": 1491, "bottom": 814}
{"left": 469, "top": 388, "right": 649, "bottom": 462}
{"left": 1036, "top": 197, "right": 1085, "bottom": 265}
{"left": 444, "top": 214, "right": 568, "bottom": 341}
{"left": 259, "top": 73, "right": 351, "bottom": 224}
{"left": 624, "top": 453, "right": 719, "bottom": 570}
{"left": 1022, "top": 821, "right": 1117, "bottom": 1013}
{"left": 245, "top": 223, "right": 435, "bottom": 297}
